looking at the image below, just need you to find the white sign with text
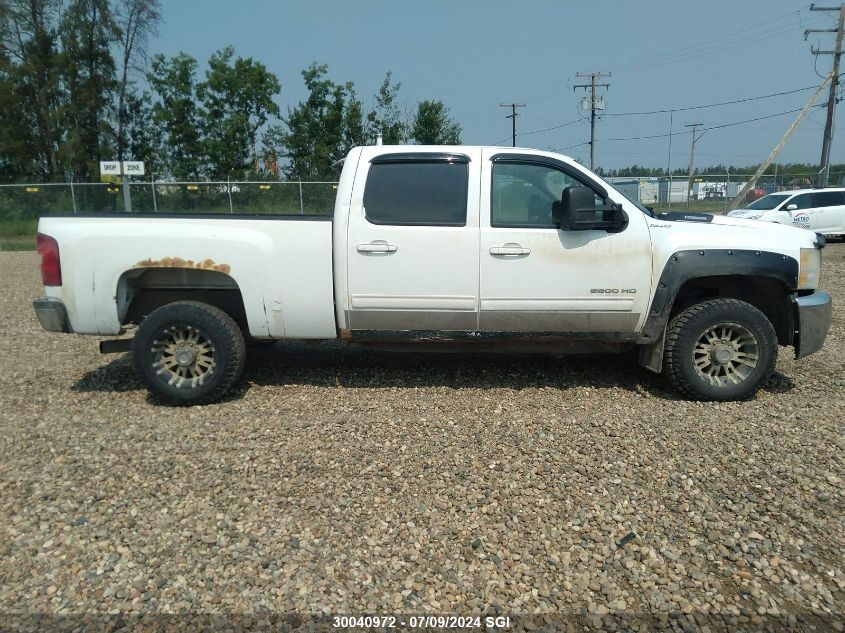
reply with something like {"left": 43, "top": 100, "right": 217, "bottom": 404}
{"left": 99, "top": 161, "right": 120, "bottom": 175}
{"left": 99, "top": 160, "right": 145, "bottom": 176}
{"left": 122, "top": 161, "right": 145, "bottom": 176}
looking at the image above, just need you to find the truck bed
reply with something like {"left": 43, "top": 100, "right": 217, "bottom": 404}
{"left": 38, "top": 214, "right": 337, "bottom": 339}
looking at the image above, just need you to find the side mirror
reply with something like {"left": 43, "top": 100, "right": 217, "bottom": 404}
{"left": 558, "top": 186, "right": 628, "bottom": 232}
{"left": 785, "top": 203, "right": 798, "bottom": 211}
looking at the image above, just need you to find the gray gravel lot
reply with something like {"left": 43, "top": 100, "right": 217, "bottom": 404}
{"left": 0, "top": 247, "right": 843, "bottom": 630}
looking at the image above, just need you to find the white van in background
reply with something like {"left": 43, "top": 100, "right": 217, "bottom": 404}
{"left": 728, "top": 188, "right": 845, "bottom": 236}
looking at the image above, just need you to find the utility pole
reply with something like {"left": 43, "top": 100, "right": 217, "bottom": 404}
{"left": 685, "top": 123, "right": 704, "bottom": 208}
{"left": 499, "top": 103, "right": 526, "bottom": 147}
{"left": 808, "top": 3, "right": 845, "bottom": 187}
{"left": 574, "top": 72, "right": 611, "bottom": 170}
{"left": 729, "top": 74, "right": 832, "bottom": 209}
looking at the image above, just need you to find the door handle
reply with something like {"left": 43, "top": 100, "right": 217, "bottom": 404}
{"left": 489, "top": 244, "right": 531, "bottom": 256}
{"left": 357, "top": 241, "right": 398, "bottom": 253}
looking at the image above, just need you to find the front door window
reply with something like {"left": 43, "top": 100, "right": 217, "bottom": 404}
{"left": 492, "top": 162, "right": 604, "bottom": 229}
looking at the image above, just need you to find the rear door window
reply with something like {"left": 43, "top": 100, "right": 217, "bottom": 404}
{"left": 814, "top": 191, "right": 845, "bottom": 207}
{"left": 363, "top": 158, "right": 469, "bottom": 226}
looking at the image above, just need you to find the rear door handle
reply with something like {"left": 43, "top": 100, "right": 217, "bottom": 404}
{"left": 357, "top": 241, "right": 398, "bottom": 253}
{"left": 489, "top": 244, "right": 531, "bottom": 256}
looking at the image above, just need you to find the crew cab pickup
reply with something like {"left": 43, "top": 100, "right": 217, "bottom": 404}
{"left": 33, "top": 145, "right": 833, "bottom": 404}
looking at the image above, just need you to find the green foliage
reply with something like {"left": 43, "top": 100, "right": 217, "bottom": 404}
{"left": 0, "top": 0, "right": 160, "bottom": 181}
{"left": 199, "top": 46, "right": 280, "bottom": 177}
{"left": 0, "top": 0, "right": 64, "bottom": 180}
{"left": 0, "top": 34, "right": 37, "bottom": 179}
{"left": 0, "top": 218, "right": 39, "bottom": 250}
{"left": 143, "top": 47, "right": 284, "bottom": 179}
{"left": 114, "top": 0, "right": 162, "bottom": 161}
{"left": 123, "top": 90, "right": 156, "bottom": 168}
{"left": 270, "top": 63, "right": 364, "bottom": 180}
{"left": 367, "top": 71, "right": 406, "bottom": 144}
{"left": 57, "top": 0, "right": 119, "bottom": 181}
{"left": 411, "top": 100, "right": 461, "bottom": 145}
{"left": 0, "top": 1, "right": 466, "bottom": 185}
{"left": 147, "top": 52, "right": 205, "bottom": 178}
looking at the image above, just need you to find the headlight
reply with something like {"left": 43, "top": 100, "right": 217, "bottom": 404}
{"left": 746, "top": 213, "right": 763, "bottom": 220}
{"left": 798, "top": 247, "right": 822, "bottom": 289}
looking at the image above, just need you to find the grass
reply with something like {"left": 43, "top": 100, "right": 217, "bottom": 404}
{"left": 0, "top": 219, "right": 37, "bottom": 251}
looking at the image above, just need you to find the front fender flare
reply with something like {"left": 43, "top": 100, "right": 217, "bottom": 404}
{"left": 637, "top": 249, "right": 798, "bottom": 372}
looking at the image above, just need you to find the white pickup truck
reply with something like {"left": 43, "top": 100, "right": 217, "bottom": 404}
{"left": 33, "top": 145, "right": 832, "bottom": 404}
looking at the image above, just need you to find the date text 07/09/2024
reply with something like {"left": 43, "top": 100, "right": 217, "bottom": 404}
{"left": 331, "top": 616, "right": 512, "bottom": 629}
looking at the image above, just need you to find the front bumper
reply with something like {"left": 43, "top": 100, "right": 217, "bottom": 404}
{"left": 793, "top": 290, "right": 832, "bottom": 359}
{"left": 33, "top": 298, "right": 71, "bottom": 333}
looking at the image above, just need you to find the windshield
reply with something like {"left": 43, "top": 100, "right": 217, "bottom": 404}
{"left": 747, "top": 193, "right": 789, "bottom": 211}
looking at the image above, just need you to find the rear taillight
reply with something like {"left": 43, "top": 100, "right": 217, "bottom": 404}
{"left": 36, "top": 232, "right": 62, "bottom": 286}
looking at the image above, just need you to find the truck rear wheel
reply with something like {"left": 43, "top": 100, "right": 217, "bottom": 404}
{"left": 663, "top": 298, "right": 777, "bottom": 401}
{"left": 132, "top": 301, "right": 246, "bottom": 405}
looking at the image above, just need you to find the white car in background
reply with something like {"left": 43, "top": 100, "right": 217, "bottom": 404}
{"left": 728, "top": 188, "right": 845, "bottom": 236}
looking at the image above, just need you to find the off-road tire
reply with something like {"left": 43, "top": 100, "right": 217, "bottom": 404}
{"left": 663, "top": 298, "right": 777, "bottom": 401}
{"left": 132, "top": 301, "right": 246, "bottom": 405}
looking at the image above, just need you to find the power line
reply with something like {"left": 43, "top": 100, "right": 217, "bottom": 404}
{"left": 602, "top": 85, "right": 820, "bottom": 117}
{"left": 702, "top": 105, "right": 824, "bottom": 131}
{"left": 549, "top": 105, "right": 826, "bottom": 151}
{"left": 554, "top": 141, "right": 591, "bottom": 151}
{"left": 609, "top": 7, "right": 806, "bottom": 71}
{"left": 492, "top": 117, "right": 586, "bottom": 146}
{"left": 515, "top": 117, "right": 587, "bottom": 138}
{"left": 484, "top": 5, "right": 817, "bottom": 132}
{"left": 611, "top": 9, "right": 820, "bottom": 73}
{"left": 488, "top": 84, "right": 821, "bottom": 147}
{"left": 512, "top": 85, "right": 822, "bottom": 149}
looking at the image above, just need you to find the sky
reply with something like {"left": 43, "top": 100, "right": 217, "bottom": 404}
{"left": 153, "top": 0, "right": 841, "bottom": 171}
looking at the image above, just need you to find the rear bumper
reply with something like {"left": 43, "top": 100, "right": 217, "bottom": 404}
{"left": 793, "top": 290, "right": 832, "bottom": 359}
{"left": 33, "top": 298, "right": 71, "bottom": 333}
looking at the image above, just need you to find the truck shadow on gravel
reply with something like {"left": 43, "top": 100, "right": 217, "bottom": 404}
{"left": 72, "top": 340, "right": 795, "bottom": 403}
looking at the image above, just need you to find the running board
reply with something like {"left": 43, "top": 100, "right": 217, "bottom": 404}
{"left": 99, "top": 339, "right": 132, "bottom": 354}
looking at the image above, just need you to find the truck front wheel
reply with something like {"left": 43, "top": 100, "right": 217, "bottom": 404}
{"left": 132, "top": 301, "right": 246, "bottom": 405}
{"left": 663, "top": 298, "right": 777, "bottom": 401}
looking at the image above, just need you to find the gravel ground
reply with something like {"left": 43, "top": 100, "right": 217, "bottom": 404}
{"left": 0, "top": 247, "right": 843, "bottom": 631}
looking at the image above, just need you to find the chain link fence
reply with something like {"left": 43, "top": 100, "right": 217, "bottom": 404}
{"left": 0, "top": 180, "right": 338, "bottom": 217}
{"left": 0, "top": 180, "right": 339, "bottom": 250}
{"left": 4, "top": 173, "right": 845, "bottom": 250}
{"left": 605, "top": 172, "right": 845, "bottom": 213}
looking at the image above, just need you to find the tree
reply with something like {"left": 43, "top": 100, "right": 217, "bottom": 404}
{"left": 114, "top": 0, "right": 161, "bottom": 161}
{"left": 1, "top": 0, "right": 64, "bottom": 179}
{"left": 122, "top": 89, "right": 156, "bottom": 170}
{"left": 410, "top": 100, "right": 461, "bottom": 145}
{"left": 147, "top": 52, "right": 205, "bottom": 178}
{"left": 199, "top": 46, "right": 281, "bottom": 177}
{"left": 0, "top": 1, "right": 34, "bottom": 179}
{"left": 272, "top": 63, "right": 363, "bottom": 180}
{"left": 343, "top": 88, "right": 366, "bottom": 153}
{"left": 367, "top": 71, "right": 405, "bottom": 144}
{"left": 57, "top": 0, "right": 118, "bottom": 180}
